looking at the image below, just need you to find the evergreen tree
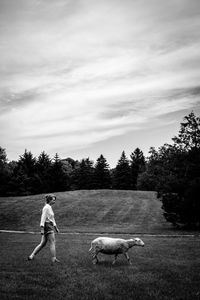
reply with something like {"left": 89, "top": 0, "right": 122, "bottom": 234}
{"left": 13, "top": 149, "right": 37, "bottom": 195}
{"left": 19, "top": 149, "right": 36, "bottom": 176}
{"left": 50, "top": 153, "right": 69, "bottom": 192}
{"left": 113, "top": 151, "right": 131, "bottom": 190}
{"left": 36, "top": 151, "right": 52, "bottom": 193}
{"left": 130, "top": 147, "right": 145, "bottom": 189}
{"left": 93, "top": 154, "right": 111, "bottom": 189}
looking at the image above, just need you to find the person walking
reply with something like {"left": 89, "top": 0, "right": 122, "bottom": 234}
{"left": 28, "top": 194, "right": 60, "bottom": 263}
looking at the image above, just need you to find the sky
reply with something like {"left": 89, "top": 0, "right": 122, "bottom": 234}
{"left": 0, "top": 0, "right": 200, "bottom": 167}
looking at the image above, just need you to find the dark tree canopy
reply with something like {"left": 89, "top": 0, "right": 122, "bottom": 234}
{"left": 138, "top": 112, "right": 200, "bottom": 228}
{"left": 0, "top": 146, "right": 7, "bottom": 164}
{"left": 72, "top": 158, "right": 94, "bottom": 190}
{"left": 93, "top": 154, "right": 111, "bottom": 189}
{"left": 12, "top": 149, "right": 37, "bottom": 195}
{"left": 50, "top": 153, "right": 69, "bottom": 192}
{"left": 172, "top": 112, "right": 200, "bottom": 150}
{"left": 113, "top": 151, "right": 132, "bottom": 190}
{"left": 130, "top": 147, "right": 145, "bottom": 189}
{"left": 0, "top": 147, "right": 10, "bottom": 195}
{"left": 161, "top": 151, "right": 200, "bottom": 226}
{"left": 35, "top": 151, "right": 52, "bottom": 193}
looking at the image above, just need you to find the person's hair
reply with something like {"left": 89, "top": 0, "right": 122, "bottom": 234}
{"left": 45, "top": 194, "right": 56, "bottom": 203}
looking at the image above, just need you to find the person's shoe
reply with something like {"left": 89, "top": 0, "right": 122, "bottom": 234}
{"left": 28, "top": 255, "right": 33, "bottom": 261}
{"left": 52, "top": 258, "right": 60, "bottom": 263}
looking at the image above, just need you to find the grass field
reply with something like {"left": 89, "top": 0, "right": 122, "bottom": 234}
{"left": 0, "top": 233, "right": 199, "bottom": 300}
{"left": 0, "top": 190, "right": 199, "bottom": 299}
{"left": 0, "top": 190, "right": 173, "bottom": 233}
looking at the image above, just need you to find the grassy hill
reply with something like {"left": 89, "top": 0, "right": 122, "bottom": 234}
{"left": 0, "top": 190, "right": 172, "bottom": 233}
{"left": 0, "top": 190, "right": 199, "bottom": 300}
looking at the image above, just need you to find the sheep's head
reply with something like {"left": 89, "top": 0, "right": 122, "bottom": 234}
{"left": 127, "top": 238, "right": 144, "bottom": 248}
{"left": 134, "top": 238, "right": 145, "bottom": 247}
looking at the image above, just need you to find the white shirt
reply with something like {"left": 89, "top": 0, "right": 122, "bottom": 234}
{"left": 40, "top": 203, "right": 57, "bottom": 227}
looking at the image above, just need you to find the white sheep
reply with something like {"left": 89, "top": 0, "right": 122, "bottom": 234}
{"left": 89, "top": 237, "right": 144, "bottom": 265}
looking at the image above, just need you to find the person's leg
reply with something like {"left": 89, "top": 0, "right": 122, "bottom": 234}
{"left": 28, "top": 235, "right": 47, "bottom": 260}
{"left": 47, "top": 233, "right": 60, "bottom": 263}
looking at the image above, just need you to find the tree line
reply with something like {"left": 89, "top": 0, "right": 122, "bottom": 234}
{"left": 0, "top": 146, "right": 145, "bottom": 196}
{"left": 0, "top": 112, "right": 200, "bottom": 228}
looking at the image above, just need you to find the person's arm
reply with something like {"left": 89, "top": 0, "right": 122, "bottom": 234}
{"left": 40, "top": 206, "right": 47, "bottom": 234}
{"left": 52, "top": 217, "right": 59, "bottom": 233}
{"left": 54, "top": 225, "right": 59, "bottom": 233}
{"left": 50, "top": 207, "right": 59, "bottom": 232}
{"left": 48, "top": 206, "right": 59, "bottom": 233}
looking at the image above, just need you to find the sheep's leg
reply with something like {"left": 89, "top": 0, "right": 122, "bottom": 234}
{"left": 124, "top": 252, "right": 132, "bottom": 264}
{"left": 92, "top": 249, "right": 99, "bottom": 264}
{"left": 93, "top": 254, "right": 99, "bottom": 264}
{"left": 89, "top": 247, "right": 98, "bottom": 264}
{"left": 112, "top": 254, "right": 118, "bottom": 265}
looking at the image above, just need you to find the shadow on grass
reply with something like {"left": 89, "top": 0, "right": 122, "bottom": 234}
{"left": 93, "top": 259, "right": 131, "bottom": 267}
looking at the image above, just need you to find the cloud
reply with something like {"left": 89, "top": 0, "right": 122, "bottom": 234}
{"left": 0, "top": 0, "right": 200, "bottom": 160}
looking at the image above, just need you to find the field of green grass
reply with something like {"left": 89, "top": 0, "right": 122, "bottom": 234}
{"left": 0, "top": 190, "right": 199, "bottom": 299}
{"left": 0, "top": 233, "right": 199, "bottom": 300}
{"left": 0, "top": 190, "right": 171, "bottom": 233}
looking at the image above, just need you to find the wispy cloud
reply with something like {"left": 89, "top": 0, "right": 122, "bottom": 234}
{"left": 0, "top": 0, "right": 200, "bottom": 162}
